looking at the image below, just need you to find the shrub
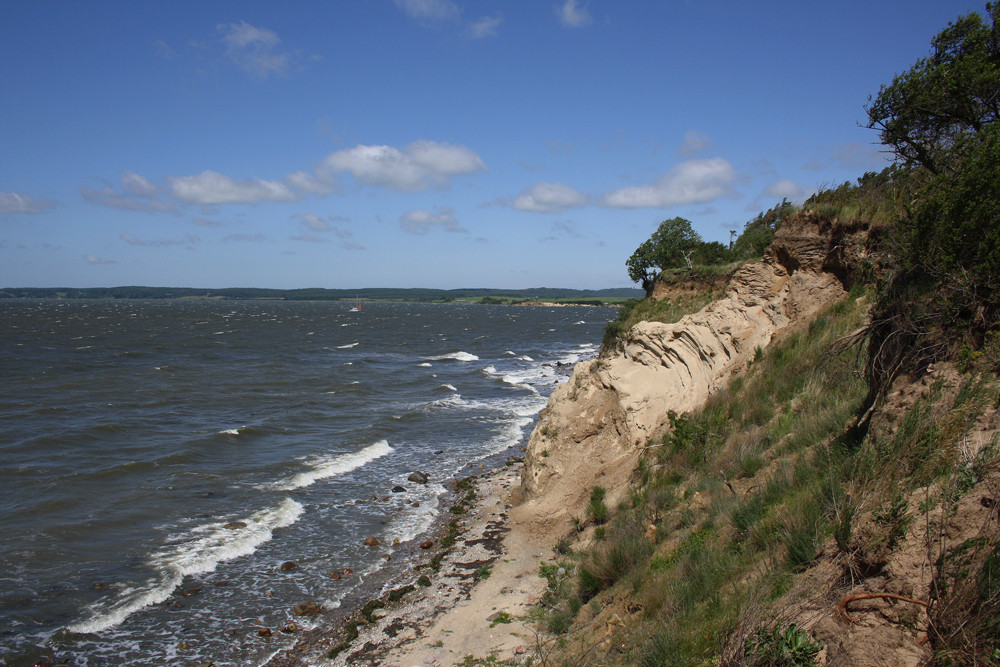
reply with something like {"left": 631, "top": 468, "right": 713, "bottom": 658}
{"left": 577, "top": 519, "right": 652, "bottom": 596}
{"left": 744, "top": 623, "right": 822, "bottom": 666}
{"left": 589, "top": 486, "right": 609, "bottom": 524}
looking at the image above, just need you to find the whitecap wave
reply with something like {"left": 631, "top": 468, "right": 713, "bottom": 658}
{"left": 426, "top": 393, "right": 466, "bottom": 409}
{"left": 481, "top": 364, "right": 542, "bottom": 393}
{"left": 424, "top": 351, "right": 479, "bottom": 362}
{"left": 418, "top": 362, "right": 432, "bottom": 367}
{"left": 67, "top": 498, "right": 304, "bottom": 635}
{"left": 337, "top": 342, "right": 359, "bottom": 349}
{"left": 501, "top": 374, "right": 539, "bottom": 394}
{"left": 275, "top": 440, "right": 393, "bottom": 491}
{"left": 384, "top": 482, "right": 448, "bottom": 543}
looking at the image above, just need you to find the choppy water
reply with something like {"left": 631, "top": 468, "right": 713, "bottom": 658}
{"left": 0, "top": 299, "right": 613, "bottom": 666}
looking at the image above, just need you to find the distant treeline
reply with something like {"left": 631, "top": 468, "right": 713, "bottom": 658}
{"left": 0, "top": 286, "right": 642, "bottom": 303}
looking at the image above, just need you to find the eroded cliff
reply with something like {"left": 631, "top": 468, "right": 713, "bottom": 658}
{"left": 517, "top": 212, "right": 861, "bottom": 524}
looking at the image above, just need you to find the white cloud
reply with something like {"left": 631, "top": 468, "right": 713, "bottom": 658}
{"left": 764, "top": 179, "right": 815, "bottom": 205}
{"left": 405, "top": 140, "right": 487, "bottom": 177}
{"left": 218, "top": 21, "right": 291, "bottom": 78}
{"left": 513, "top": 182, "right": 589, "bottom": 213}
{"left": 468, "top": 14, "right": 503, "bottom": 38}
{"left": 121, "top": 170, "right": 158, "bottom": 198}
{"left": 295, "top": 212, "right": 332, "bottom": 232}
{"left": 286, "top": 170, "right": 335, "bottom": 196}
{"left": 81, "top": 171, "right": 174, "bottom": 212}
{"left": 168, "top": 170, "right": 299, "bottom": 205}
{"left": 193, "top": 217, "right": 223, "bottom": 227}
{"left": 0, "top": 191, "right": 55, "bottom": 214}
{"left": 293, "top": 232, "right": 327, "bottom": 243}
{"left": 400, "top": 207, "right": 467, "bottom": 235}
{"left": 323, "top": 141, "right": 486, "bottom": 192}
{"left": 395, "top": 0, "right": 460, "bottom": 22}
{"left": 332, "top": 226, "right": 365, "bottom": 250}
{"left": 602, "top": 158, "right": 737, "bottom": 208}
{"left": 120, "top": 233, "right": 200, "bottom": 248}
{"left": 678, "top": 130, "right": 713, "bottom": 158}
{"left": 153, "top": 39, "right": 176, "bottom": 59}
{"left": 541, "top": 221, "right": 584, "bottom": 241}
{"left": 557, "top": 0, "right": 592, "bottom": 28}
{"left": 84, "top": 254, "right": 115, "bottom": 265}
{"left": 80, "top": 185, "right": 175, "bottom": 212}
{"left": 225, "top": 233, "right": 267, "bottom": 242}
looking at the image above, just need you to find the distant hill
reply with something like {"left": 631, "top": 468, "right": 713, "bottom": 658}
{"left": 0, "top": 286, "right": 643, "bottom": 302}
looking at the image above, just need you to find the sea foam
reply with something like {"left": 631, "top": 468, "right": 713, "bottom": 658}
{"left": 424, "top": 351, "right": 479, "bottom": 362}
{"left": 67, "top": 498, "right": 304, "bottom": 635}
{"left": 275, "top": 440, "right": 393, "bottom": 491}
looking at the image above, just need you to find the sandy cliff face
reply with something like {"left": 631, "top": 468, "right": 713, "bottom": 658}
{"left": 517, "top": 213, "right": 857, "bottom": 526}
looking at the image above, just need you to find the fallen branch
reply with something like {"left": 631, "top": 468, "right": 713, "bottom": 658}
{"left": 837, "top": 592, "right": 929, "bottom": 623}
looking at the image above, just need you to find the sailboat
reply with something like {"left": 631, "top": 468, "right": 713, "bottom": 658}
{"left": 349, "top": 294, "right": 362, "bottom": 312}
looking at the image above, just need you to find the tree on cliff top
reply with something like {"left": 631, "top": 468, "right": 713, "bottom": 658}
{"left": 626, "top": 217, "right": 703, "bottom": 291}
{"left": 862, "top": 3, "right": 1000, "bottom": 425}
{"left": 865, "top": 3, "right": 1000, "bottom": 174}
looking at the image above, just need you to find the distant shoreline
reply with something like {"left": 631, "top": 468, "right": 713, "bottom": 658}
{"left": 0, "top": 286, "right": 640, "bottom": 305}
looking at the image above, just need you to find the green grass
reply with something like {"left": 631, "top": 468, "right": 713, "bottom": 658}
{"left": 601, "top": 285, "right": 722, "bottom": 355}
{"left": 525, "top": 284, "right": 1000, "bottom": 666}
{"left": 533, "top": 290, "right": 871, "bottom": 662}
{"left": 588, "top": 486, "right": 609, "bottom": 524}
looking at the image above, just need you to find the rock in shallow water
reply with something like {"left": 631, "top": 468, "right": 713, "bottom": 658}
{"left": 292, "top": 601, "right": 322, "bottom": 617}
{"left": 408, "top": 471, "right": 429, "bottom": 484}
{"left": 363, "top": 536, "right": 380, "bottom": 546}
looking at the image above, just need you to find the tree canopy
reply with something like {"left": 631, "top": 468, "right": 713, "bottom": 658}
{"left": 625, "top": 217, "right": 704, "bottom": 289}
{"left": 625, "top": 200, "right": 797, "bottom": 292}
{"left": 860, "top": 3, "right": 1000, "bottom": 420}
{"left": 865, "top": 3, "right": 1000, "bottom": 315}
{"left": 865, "top": 3, "right": 1000, "bottom": 174}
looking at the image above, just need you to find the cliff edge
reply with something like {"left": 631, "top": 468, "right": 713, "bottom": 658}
{"left": 517, "top": 212, "right": 861, "bottom": 525}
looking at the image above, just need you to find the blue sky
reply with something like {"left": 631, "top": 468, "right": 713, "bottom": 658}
{"left": 0, "top": 0, "right": 985, "bottom": 290}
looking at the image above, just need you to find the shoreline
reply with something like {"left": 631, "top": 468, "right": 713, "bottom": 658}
{"left": 265, "top": 452, "right": 560, "bottom": 666}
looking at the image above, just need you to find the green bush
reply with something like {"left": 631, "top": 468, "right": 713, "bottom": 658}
{"left": 589, "top": 486, "right": 609, "bottom": 524}
{"left": 744, "top": 623, "right": 822, "bottom": 666}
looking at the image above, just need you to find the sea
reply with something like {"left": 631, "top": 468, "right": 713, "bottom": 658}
{"left": 0, "top": 299, "right": 615, "bottom": 666}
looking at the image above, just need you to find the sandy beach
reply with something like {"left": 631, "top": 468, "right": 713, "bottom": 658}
{"left": 266, "top": 457, "right": 564, "bottom": 666}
